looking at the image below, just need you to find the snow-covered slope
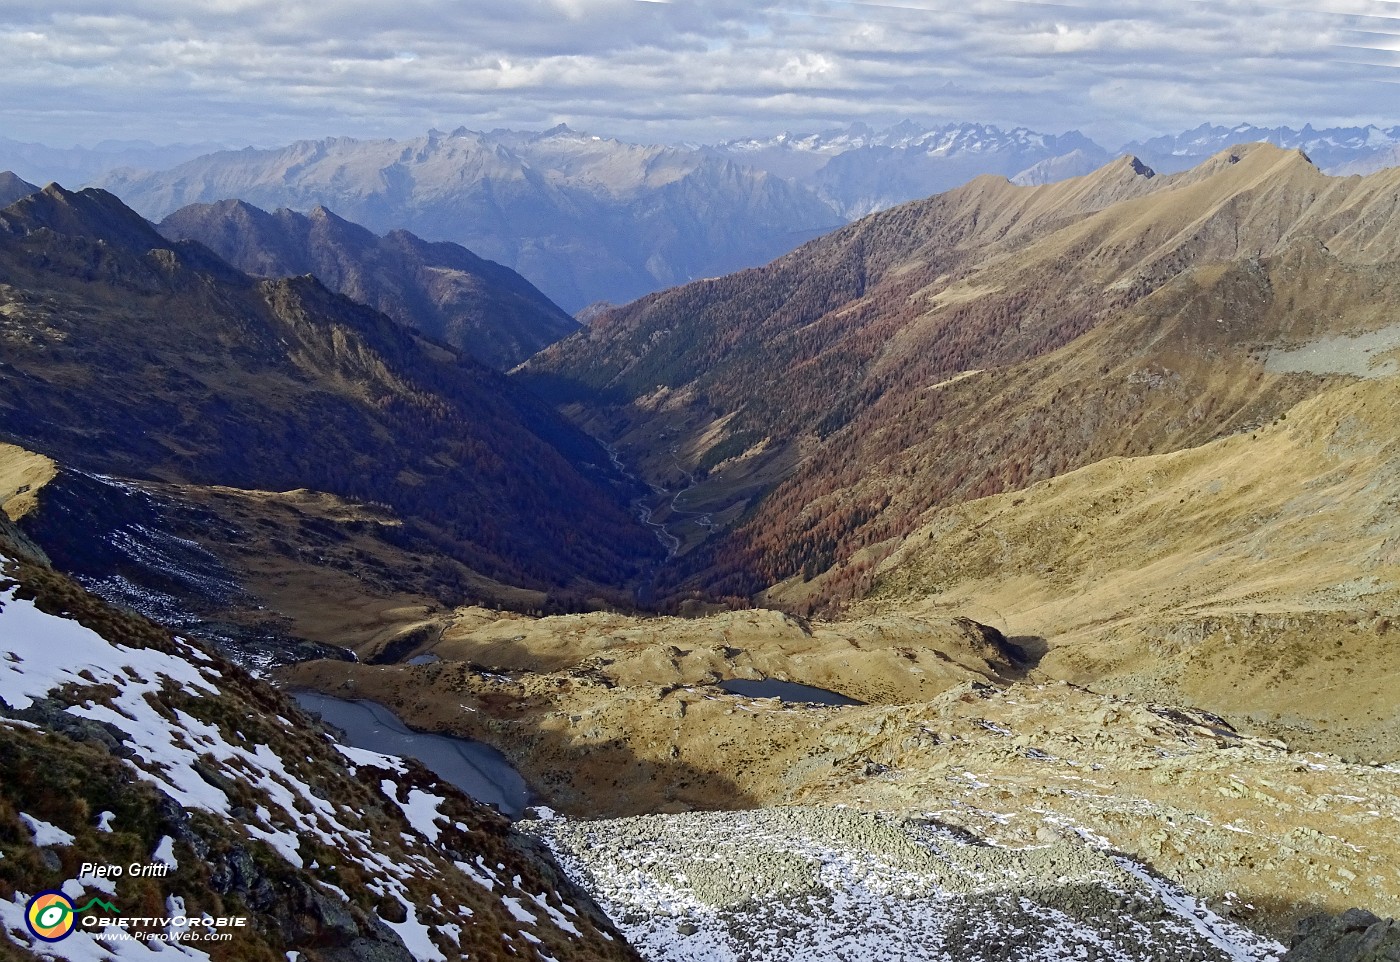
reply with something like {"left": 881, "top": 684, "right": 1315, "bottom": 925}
{"left": 0, "top": 533, "right": 638, "bottom": 962}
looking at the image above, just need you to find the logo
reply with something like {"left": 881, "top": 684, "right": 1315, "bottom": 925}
{"left": 24, "top": 891, "right": 118, "bottom": 942}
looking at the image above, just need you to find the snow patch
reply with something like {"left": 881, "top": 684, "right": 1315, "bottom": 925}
{"left": 20, "top": 813, "right": 75, "bottom": 847}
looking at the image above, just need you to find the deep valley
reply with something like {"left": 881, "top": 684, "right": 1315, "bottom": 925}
{"left": 3, "top": 139, "right": 1399, "bottom": 962}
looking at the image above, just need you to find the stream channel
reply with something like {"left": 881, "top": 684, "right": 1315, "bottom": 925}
{"left": 604, "top": 441, "right": 717, "bottom": 603}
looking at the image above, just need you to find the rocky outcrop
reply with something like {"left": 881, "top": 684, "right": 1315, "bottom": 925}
{"left": 1283, "top": 910, "right": 1400, "bottom": 962}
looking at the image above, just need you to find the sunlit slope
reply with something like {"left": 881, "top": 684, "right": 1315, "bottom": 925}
{"left": 851, "top": 374, "right": 1400, "bottom": 757}
{"left": 524, "top": 145, "right": 1400, "bottom": 603}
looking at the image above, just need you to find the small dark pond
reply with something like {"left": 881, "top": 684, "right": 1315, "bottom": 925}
{"left": 405, "top": 653, "right": 440, "bottom": 666}
{"left": 718, "top": 678, "right": 863, "bottom": 707}
{"left": 292, "top": 692, "right": 531, "bottom": 818}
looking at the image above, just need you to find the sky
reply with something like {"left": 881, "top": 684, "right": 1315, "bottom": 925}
{"left": 4, "top": 0, "right": 1400, "bottom": 150}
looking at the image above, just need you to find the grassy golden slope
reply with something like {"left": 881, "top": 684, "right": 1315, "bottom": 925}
{"left": 843, "top": 374, "right": 1400, "bottom": 758}
{"left": 0, "top": 445, "right": 55, "bottom": 523}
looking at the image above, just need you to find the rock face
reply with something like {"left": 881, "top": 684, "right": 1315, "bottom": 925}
{"left": 1282, "top": 910, "right": 1400, "bottom": 962}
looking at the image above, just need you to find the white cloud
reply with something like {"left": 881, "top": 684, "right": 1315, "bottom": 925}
{"left": 0, "top": 1, "right": 1397, "bottom": 148}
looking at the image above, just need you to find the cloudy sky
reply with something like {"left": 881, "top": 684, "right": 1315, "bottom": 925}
{"left": 4, "top": 0, "right": 1400, "bottom": 149}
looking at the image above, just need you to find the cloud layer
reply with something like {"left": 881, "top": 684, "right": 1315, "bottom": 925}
{"left": 5, "top": 0, "right": 1400, "bottom": 147}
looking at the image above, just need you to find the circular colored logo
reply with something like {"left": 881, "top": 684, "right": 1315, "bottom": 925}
{"left": 25, "top": 891, "right": 75, "bottom": 942}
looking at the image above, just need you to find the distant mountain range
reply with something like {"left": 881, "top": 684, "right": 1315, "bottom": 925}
{"left": 1120, "top": 121, "right": 1400, "bottom": 175}
{"left": 710, "top": 121, "right": 1112, "bottom": 217}
{"left": 0, "top": 136, "right": 225, "bottom": 186}
{"left": 12, "top": 119, "right": 1400, "bottom": 316}
{"left": 94, "top": 126, "right": 843, "bottom": 312}
{"left": 713, "top": 120, "right": 1400, "bottom": 215}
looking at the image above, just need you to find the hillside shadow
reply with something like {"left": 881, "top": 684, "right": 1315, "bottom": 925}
{"left": 1004, "top": 634, "right": 1049, "bottom": 671}
{"left": 457, "top": 634, "right": 767, "bottom": 819}
{"left": 282, "top": 638, "right": 764, "bottom": 821}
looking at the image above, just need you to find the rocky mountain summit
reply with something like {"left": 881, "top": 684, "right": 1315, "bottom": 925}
{"left": 1282, "top": 910, "right": 1400, "bottom": 962}
{"left": 0, "top": 170, "right": 38, "bottom": 207}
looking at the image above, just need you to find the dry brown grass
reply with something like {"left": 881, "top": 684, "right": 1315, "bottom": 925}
{"left": 846, "top": 374, "right": 1400, "bottom": 758}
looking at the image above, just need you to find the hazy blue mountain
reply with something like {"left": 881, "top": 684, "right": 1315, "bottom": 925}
{"left": 97, "top": 126, "right": 843, "bottom": 312}
{"left": 0, "top": 137, "right": 226, "bottom": 186}
{"left": 0, "top": 170, "right": 39, "bottom": 207}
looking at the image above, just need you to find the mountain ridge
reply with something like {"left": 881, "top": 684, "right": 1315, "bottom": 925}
{"left": 0, "top": 183, "right": 659, "bottom": 631}
{"left": 95, "top": 128, "right": 844, "bottom": 311}
{"left": 158, "top": 198, "right": 579, "bottom": 369}
{"left": 0, "top": 170, "right": 38, "bottom": 207}
{"left": 522, "top": 143, "right": 1400, "bottom": 606}
{"left": 65, "top": 121, "right": 1400, "bottom": 314}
